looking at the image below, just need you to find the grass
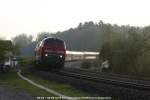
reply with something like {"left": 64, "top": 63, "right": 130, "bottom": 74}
{"left": 0, "top": 57, "right": 113, "bottom": 99}
{"left": 25, "top": 73, "right": 94, "bottom": 97}
{"left": 6, "top": 57, "right": 101, "bottom": 98}
{"left": 81, "top": 60, "right": 101, "bottom": 71}
{"left": 17, "top": 58, "right": 96, "bottom": 97}
{"left": 0, "top": 71, "right": 54, "bottom": 97}
{"left": 20, "top": 64, "right": 98, "bottom": 97}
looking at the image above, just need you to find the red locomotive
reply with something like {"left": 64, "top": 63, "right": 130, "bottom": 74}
{"left": 35, "top": 37, "right": 66, "bottom": 70}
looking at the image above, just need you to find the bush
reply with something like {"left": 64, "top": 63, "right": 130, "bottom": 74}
{"left": 81, "top": 60, "right": 100, "bottom": 70}
{"left": 81, "top": 61, "right": 91, "bottom": 69}
{"left": 20, "top": 58, "right": 34, "bottom": 65}
{"left": 100, "top": 28, "right": 150, "bottom": 77}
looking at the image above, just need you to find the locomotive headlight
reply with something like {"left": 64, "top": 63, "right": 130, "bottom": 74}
{"left": 60, "top": 55, "right": 63, "bottom": 58}
{"left": 45, "top": 53, "right": 48, "bottom": 57}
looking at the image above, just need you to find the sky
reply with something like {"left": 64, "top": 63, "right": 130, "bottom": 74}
{"left": 0, "top": 0, "right": 150, "bottom": 39}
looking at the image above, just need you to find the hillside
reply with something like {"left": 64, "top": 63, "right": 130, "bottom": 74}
{"left": 20, "top": 21, "right": 150, "bottom": 57}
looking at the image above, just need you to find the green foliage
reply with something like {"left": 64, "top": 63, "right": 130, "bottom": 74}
{"left": 26, "top": 74, "right": 92, "bottom": 97}
{"left": 12, "top": 33, "right": 33, "bottom": 56}
{"left": 0, "top": 72, "right": 52, "bottom": 96}
{"left": 100, "top": 27, "right": 150, "bottom": 77}
{"left": 81, "top": 61, "right": 92, "bottom": 69}
{"left": 56, "top": 21, "right": 102, "bottom": 51}
{"left": 0, "top": 40, "right": 13, "bottom": 60}
{"left": 12, "top": 33, "right": 33, "bottom": 48}
{"left": 10, "top": 21, "right": 150, "bottom": 77}
{"left": 20, "top": 58, "right": 34, "bottom": 65}
{"left": 12, "top": 43, "right": 20, "bottom": 55}
{"left": 36, "top": 32, "right": 53, "bottom": 42}
{"left": 81, "top": 60, "right": 100, "bottom": 70}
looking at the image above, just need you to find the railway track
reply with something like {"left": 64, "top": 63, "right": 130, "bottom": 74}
{"left": 61, "top": 68, "right": 150, "bottom": 91}
{"left": 31, "top": 67, "right": 150, "bottom": 99}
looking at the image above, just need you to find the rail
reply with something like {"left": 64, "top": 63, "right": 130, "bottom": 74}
{"left": 61, "top": 68, "right": 150, "bottom": 91}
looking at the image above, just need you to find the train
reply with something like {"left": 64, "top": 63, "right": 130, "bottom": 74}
{"left": 65, "top": 51, "right": 99, "bottom": 61}
{"left": 35, "top": 37, "right": 99, "bottom": 70}
{"left": 35, "top": 37, "right": 66, "bottom": 70}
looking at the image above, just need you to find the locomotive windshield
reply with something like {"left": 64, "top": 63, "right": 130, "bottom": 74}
{"left": 44, "top": 39, "right": 64, "bottom": 47}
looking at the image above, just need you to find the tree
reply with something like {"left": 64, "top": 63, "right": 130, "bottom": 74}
{"left": 36, "top": 32, "right": 52, "bottom": 42}
{"left": 12, "top": 33, "right": 33, "bottom": 47}
{"left": 12, "top": 33, "right": 33, "bottom": 55}
{"left": 0, "top": 40, "right": 13, "bottom": 61}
